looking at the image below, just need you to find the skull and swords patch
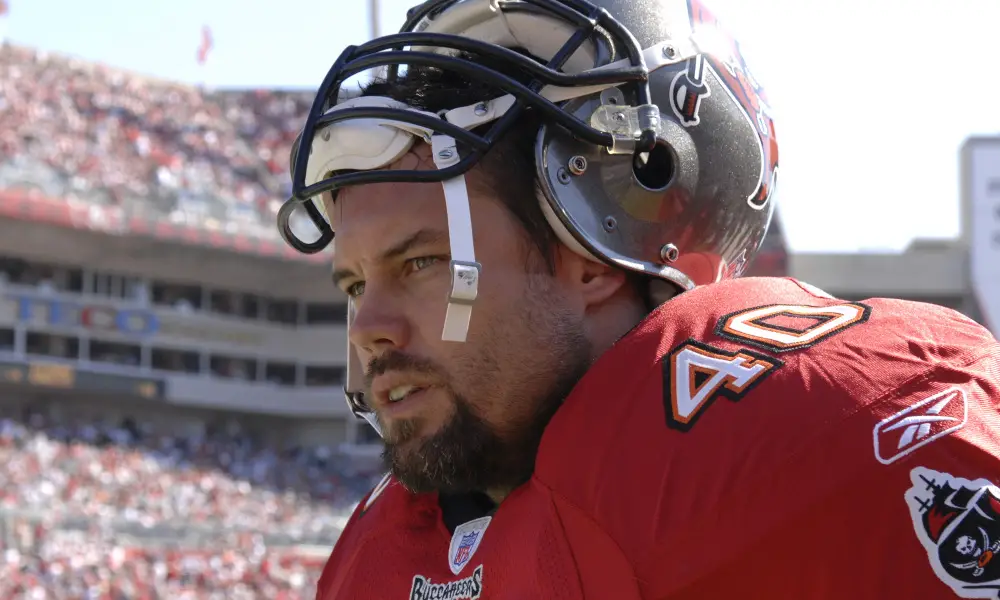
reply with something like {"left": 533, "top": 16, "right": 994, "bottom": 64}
{"left": 906, "top": 467, "right": 1000, "bottom": 598}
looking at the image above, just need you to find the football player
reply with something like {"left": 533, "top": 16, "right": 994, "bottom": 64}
{"left": 277, "top": 0, "right": 1000, "bottom": 598}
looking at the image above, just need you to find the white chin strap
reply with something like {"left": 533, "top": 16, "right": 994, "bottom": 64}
{"left": 430, "top": 134, "right": 480, "bottom": 342}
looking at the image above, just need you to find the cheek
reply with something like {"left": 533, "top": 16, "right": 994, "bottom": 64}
{"left": 434, "top": 298, "right": 511, "bottom": 396}
{"left": 420, "top": 266, "right": 556, "bottom": 401}
{"left": 445, "top": 290, "right": 549, "bottom": 400}
{"left": 413, "top": 261, "right": 529, "bottom": 349}
{"left": 400, "top": 270, "right": 454, "bottom": 344}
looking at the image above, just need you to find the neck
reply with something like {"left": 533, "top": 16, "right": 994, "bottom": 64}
{"left": 484, "top": 300, "right": 648, "bottom": 507}
{"left": 588, "top": 294, "right": 648, "bottom": 362}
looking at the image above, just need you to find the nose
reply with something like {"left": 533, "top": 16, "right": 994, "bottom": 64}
{"left": 347, "top": 285, "right": 411, "bottom": 365}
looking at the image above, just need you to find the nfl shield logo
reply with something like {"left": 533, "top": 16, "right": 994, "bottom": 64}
{"left": 448, "top": 516, "right": 492, "bottom": 575}
{"left": 453, "top": 533, "right": 478, "bottom": 567}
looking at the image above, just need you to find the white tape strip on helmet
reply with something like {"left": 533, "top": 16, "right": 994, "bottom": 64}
{"left": 305, "top": 95, "right": 435, "bottom": 185}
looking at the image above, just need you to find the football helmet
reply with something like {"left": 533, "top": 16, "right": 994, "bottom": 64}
{"left": 276, "top": 0, "right": 779, "bottom": 430}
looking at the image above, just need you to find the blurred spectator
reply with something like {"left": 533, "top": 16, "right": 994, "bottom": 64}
{"left": 0, "top": 44, "right": 314, "bottom": 239}
{"left": 0, "top": 412, "right": 376, "bottom": 543}
{"left": 0, "top": 530, "right": 324, "bottom": 599}
{"left": 0, "top": 410, "right": 381, "bottom": 598}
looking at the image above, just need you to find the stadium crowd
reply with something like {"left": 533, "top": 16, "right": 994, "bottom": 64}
{"left": 0, "top": 410, "right": 377, "bottom": 598}
{"left": 0, "top": 411, "right": 373, "bottom": 541}
{"left": 0, "top": 44, "right": 313, "bottom": 239}
{"left": 0, "top": 533, "right": 324, "bottom": 600}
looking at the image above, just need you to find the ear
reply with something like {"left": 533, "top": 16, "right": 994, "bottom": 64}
{"left": 554, "top": 243, "right": 628, "bottom": 310}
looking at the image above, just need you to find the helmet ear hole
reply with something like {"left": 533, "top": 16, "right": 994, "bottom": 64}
{"left": 632, "top": 142, "right": 674, "bottom": 192}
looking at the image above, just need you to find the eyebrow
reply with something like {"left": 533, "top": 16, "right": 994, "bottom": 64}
{"left": 331, "top": 228, "right": 450, "bottom": 289}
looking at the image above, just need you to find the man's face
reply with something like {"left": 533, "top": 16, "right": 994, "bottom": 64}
{"left": 330, "top": 146, "right": 592, "bottom": 495}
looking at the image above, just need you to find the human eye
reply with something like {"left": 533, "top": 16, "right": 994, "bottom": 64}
{"left": 409, "top": 256, "right": 443, "bottom": 272}
{"left": 345, "top": 281, "right": 366, "bottom": 298}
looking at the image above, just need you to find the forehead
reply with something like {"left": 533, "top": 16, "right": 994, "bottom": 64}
{"left": 325, "top": 145, "right": 526, "bottom": 271}
{"left": 327, "top": 150, "right": 449, "bottom": 263}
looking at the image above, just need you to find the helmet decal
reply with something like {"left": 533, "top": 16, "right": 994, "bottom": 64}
{"left": 688, "top": 0, "right": 779, "bottom": 210}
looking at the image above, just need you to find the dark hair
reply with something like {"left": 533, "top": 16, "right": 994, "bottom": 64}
{"left": 360, "top": 55, "right": 656, "bottom": 308}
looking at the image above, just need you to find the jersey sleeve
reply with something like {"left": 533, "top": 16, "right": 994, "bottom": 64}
{"left": 654, "top": 347, "right": 1000, "bottom": 600}
{"left": 637, "top": 282, "right": 1000, "bottom": 600}
{"left": 534, "top": 279, "right": 1000, "bottom": 600}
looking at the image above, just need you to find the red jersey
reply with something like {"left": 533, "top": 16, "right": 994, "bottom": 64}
{"left": 316, "top": 277, "right": 1000, "bottom": 600}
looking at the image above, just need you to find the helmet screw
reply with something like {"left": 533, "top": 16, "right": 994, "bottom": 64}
{"left": 603, "top": 216, "right": 617, "bottom": 232}
{"left": 556, "top": 168, "right": 571, "bottom": 185}
{"left": 659, "top": 243, "right": 680, "bottom": 263}
{"left": 438, "top": 148, "right": 454, "bottom": 160}
{"left": 473, "top": 102, "right": 489, "bottom": 116}
{"left": 613, "top": 112, "right": 626, "bottom": 123}
{"left": 567, "top": 155, "right": 588, "bottom": 176}
{"left": 662, "top": 45, "right": 676, "bottom": 59}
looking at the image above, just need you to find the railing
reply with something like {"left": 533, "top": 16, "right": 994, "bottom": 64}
{"left": 0, "top": 162, "right": 326, "bottom": 263}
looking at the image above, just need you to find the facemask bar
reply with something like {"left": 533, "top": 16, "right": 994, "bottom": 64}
{"left": 344, "top": 298, "right": 382, "bottom": 436}
{"left": 278, "top": 0, "right": 659, "bottom": 254}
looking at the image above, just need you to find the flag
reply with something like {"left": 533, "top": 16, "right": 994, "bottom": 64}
{"left": 0, "top": 0, "right": 9, "bottom": 45}
{"left": 196, "top": 25, "right": 213, "bottom": 65}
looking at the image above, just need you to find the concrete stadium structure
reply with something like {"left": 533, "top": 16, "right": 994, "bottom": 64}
{"left": 789, "top": 137, "right": 1000, "bottom": 338}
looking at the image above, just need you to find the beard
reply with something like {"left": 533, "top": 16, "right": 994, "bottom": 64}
{"left": 380, "top": 382, "right": 569, "bottom": 495}
{"left": 369, "top": 280, "right": 592, "bottom": 495}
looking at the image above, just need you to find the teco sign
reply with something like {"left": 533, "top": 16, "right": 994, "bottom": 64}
{"left": 8, "top": 294, "right": 159, "bottom": 336}
{"left": 967, "top": 138, "right": 1000, "bottom": 336}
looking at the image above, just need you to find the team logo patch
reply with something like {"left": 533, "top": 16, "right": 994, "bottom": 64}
{"left": 687, "top": 0, "right": 779, "bottom": 209}
{"left": 670, "top": 55, "right": 711, "bottom": 127}
{"left": 873, "top": 387, "right": 968, "bottom": 465}
{"left": 410, "top": 565, "right": 484, "bottom": 600}
{"left": 448, "top": 517, "right": 491, "bottom": 575}
{"left": 906, "top": 467, "right": 1000, "bottom": 597}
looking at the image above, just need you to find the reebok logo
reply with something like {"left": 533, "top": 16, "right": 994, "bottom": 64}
{"left": 873, "top": 386, "right": 968, "bottom": 465}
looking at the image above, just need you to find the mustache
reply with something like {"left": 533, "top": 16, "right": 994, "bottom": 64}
{"left": 364, "top": 351, "right": 445, "bottom": 388}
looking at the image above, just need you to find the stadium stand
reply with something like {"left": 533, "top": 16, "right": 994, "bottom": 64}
{"left": 0, "top": 407, "right": 360, "bottom": 599}
{"left": 0, "top": 44, "right": 313, "bottom": 242}
{"left": 0, "top": 43, "right": 373, "bottom": 599}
